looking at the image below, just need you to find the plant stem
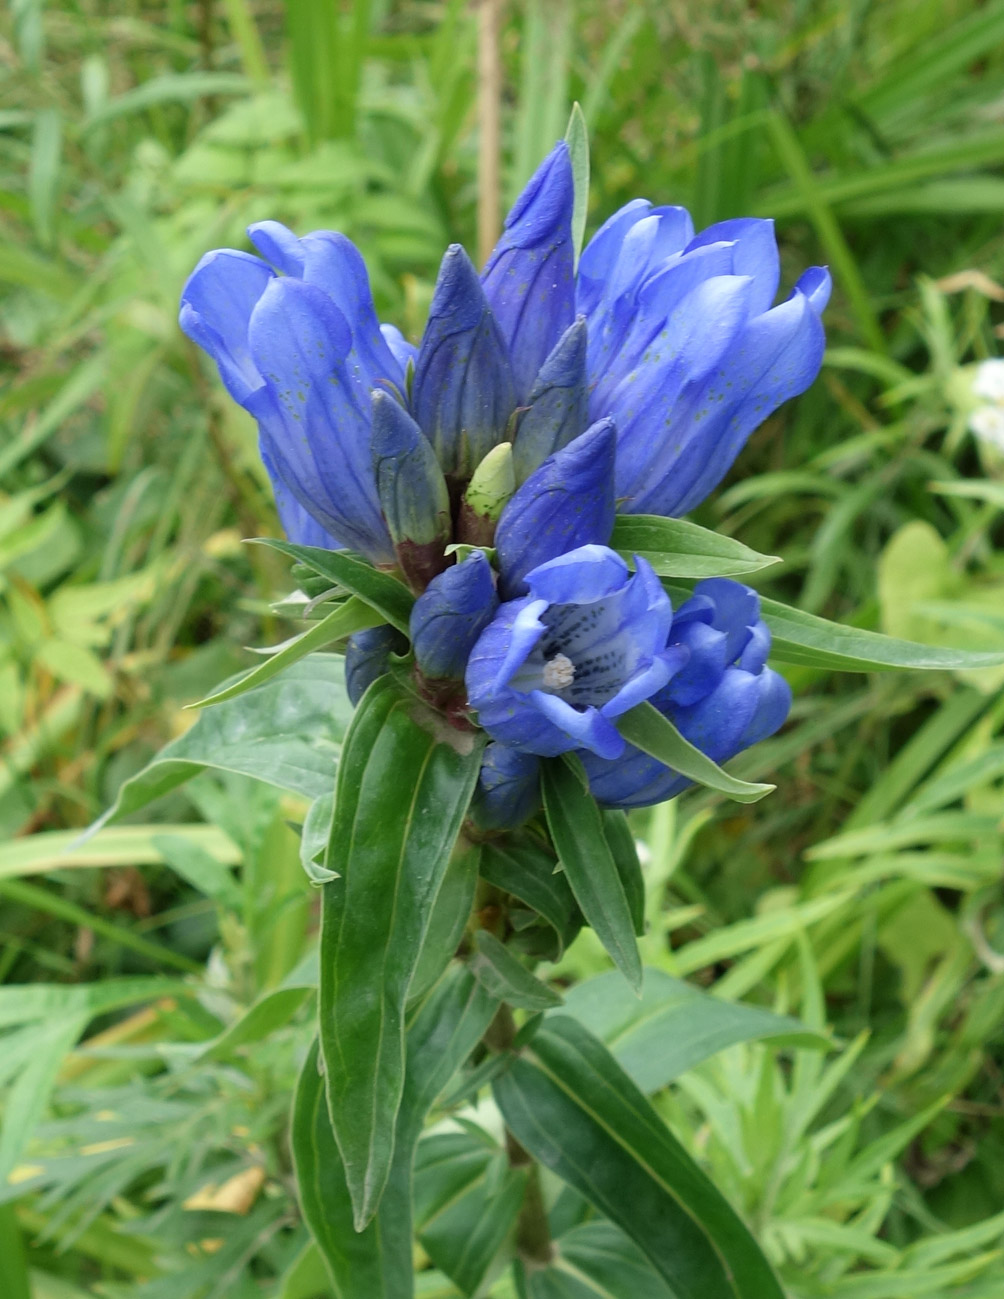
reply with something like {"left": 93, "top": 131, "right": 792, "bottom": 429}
{"left": 506, "top": 1129, "right": 553, "bottom": 1267}
{"left": 476, "top": 0, "right": 503, "bottom": 265}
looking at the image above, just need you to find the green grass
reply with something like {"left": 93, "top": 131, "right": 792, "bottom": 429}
{"left": 2, "top": 1, "right": 1004, "bottom": 1294}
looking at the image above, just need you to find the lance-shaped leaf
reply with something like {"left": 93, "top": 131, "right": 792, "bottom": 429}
{"left": 254, "top": 538, "right": 415, "bottom": 634}
{"left": 618, "top": 701, "right": 775, "bottom": 803}
{"left": 320, "top": 677, "right": 485, "bottom": 1228}
{"left": 469, "top": 930, "right": 563, "bottom": 1011}
{"left": 541, "top": 755, "right": 641, "bottom": 990}
{"left": 293, "top": 966, "right": 498, "bottom": 1297}
{"left": 611, "top": 515, "right": 780, "bottom": 579}
{"left": 492, "top": 1016, "right": 785, "bottom": 1299}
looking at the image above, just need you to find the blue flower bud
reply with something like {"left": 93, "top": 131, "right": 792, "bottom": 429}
{"left": 468, "top": 744, "right": 541, "bottom": 831}
{"left": 481, "top": 142, "right": 575, "bottom": 403}
{"left": 371, "top": 390, "right": 451, "bottom": 590}
{"left": 410, "top": 550, "right": 499, "bottom": 681}
{"left": 579, "top": 579, "right": 792, "bottom": 809}
{"left": 512, "top": 317, "right": 588, "bottom": 483}
{"left": 495, "top": 418, "right": 616, "bottom": 599}
{"left": 345, "top": 625, "right": 403, "bottom": 706}
{"left": 466, "top": 545, "right": 678, "bottom": 760}
{"left": 412, "top": 245, "right": 515, "bottom": 481}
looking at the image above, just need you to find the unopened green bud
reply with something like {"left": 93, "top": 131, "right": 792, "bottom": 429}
{"left": 457, "top": 442, "right": 516, "bottom": 546}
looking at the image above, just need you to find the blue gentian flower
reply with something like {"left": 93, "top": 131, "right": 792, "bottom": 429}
{"left": 580, "top": 578, "right": 792, "bottom": 808}
{"left": 181, "top": 140, "right": 827, "bottom": 574}
{"left": 465, "top": 545, "right": 681, "bottom": 761}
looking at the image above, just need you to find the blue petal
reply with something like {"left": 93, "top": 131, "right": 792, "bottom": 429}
{"left": 412, "top": 245, "right": 516, "bottom": 479}
{"left": 371, "top": 390, "right": 450, "bottom": 551}
{"left": 481, "top": 142, "right": 575, "bottom": 402}
{"left": 410, "top": 551, "right": 500, "bottom": 680}
{"left": 247, "top": 277, "right": 393, "bottom": 562}
{"left": 380, "top": 324, "right": 417, "bottom": 374}
{"left": 528, "top": 690, "right": 625, "bottom": 759}
{"left": 179, "top": 248, "right": 274, "bottom": 405}
{"left": 577, "top": 199, "right": 652, "bottom": 313}
{"left": 512, "top": 317, "right": 588, "bottom": 483}
{"left": 247, "top": 220, "right": 306, "bottom": 276}
{"left": 691, "top": 578, "right": 759, "bottom": 663}
{"left": 739, "top": 620, "right": 771, "bottom": 674}
{"left": 624, "top": 277, "right": 827, "bottom": 516}
{"left": 469, "top": 744, "right": 542, "bottom": 831}
{"left": 495, "top": 419, "right": 617, "bottom": 598}
{"left": 262, "top": 445, "right": 342, "bottom": 550}
{"left": 685, "top": 218, "right": 780, "bottom": 316}
{"left": 300, "top": 231, "right": 404, "bottom": 389}
{"left": 524, "top": 543, "right": 628, "bottom": 606}
{"left": 739, "top": 667, "right": 792, "bottom": 747}
{"left": 345, "top": 625, "right": 401, "bottom": 706}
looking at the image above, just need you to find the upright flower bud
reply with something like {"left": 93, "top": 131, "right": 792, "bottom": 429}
{"left": 494, "top": 418, "right": 616, "bottom": 599}
{"left": 371, "top": 390, "right": 451, "bottom": 591}
{"left": 345, "top": 625, "right": 404, "bottom": 706}
{"left": 412, "top": 246, "right": 515, "bottom": 482}
{"left": 469, "top": 744, "right": 541, "bottom": 832}
{"left": 457, "top": 442, "right": 516, "bottom": 546}
{"left": 512, "top": 317, "right": 588, "bottom": 484}
{"left": 410, "top": 550, "right": 499, "bottom": 682}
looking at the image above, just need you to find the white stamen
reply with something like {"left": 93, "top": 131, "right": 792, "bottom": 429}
{"left": 542, "top": 653, "right": 575, "bottom": 690}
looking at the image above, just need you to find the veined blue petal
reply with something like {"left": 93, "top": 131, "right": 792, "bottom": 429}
{"left": 631, "top": 276, "right": 827, "bottom": 516}
{"left": 481, "top": 142, "right": 575, "bottom": 402}
{"left": 371, "top": 390, "right": 451, "bottom": 553}
{"left": 300, "top": 230, "right": 404, "bottom": 389}
{"left": 380, "top": 324, "right": 417, "bottom": 374}
{"left": 576, "top": 199, "right": 652, "bottom": 313}
{"left": 512, "top": 317, "right": 588, "bottom": 483}
{"left": 179, "top": 248, "right": 273, "bottom": 406}
{"left": 529, "top": 690, "right": 625, "bottom": 759}
{"left": 495, "top": 419, "right": 616, "bottom": 598}
{"left": 469, "top": 744, "right": 541, "bottom": 831}
{"left": 345, "top": 625, "right": 402, "bottom": 706}
{"left": 262, "top": 446, "right": 342, "bottom": 550}
{"left": 524, "top": 544, "right": 628, "bottom": 606}
{"left": 247, "top": 277, "right": 393, "bottom": 563}
{"left": 247, "top": 220, "right": 306, "bottom": 276}
{"left": 412, "top": 245, "right": 516, "bottom": 480}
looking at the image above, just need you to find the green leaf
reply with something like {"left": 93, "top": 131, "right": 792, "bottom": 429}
{"left": 0, "top": 1015, "right": 88, "bottom": 1185}
{"left": 293, "top": 967, "right": 498, "bottom": 1297}
{"left": 542, "top": 756, "right": 642, "bottom": 991}
{"left": 320, "top": 677, "right": 485, "bottom": 1228}
{"left": 410, "top": 839, "right": 481, "bottom": 1005}
{"left": 601, "top": 809, "right": 645, "bottom": 937}
{"left": 0, "top": 1207, "right": 30, "bottom": 1299}
{"left": 191, "top": 598, "right": 381, "bottom": 708}
{"left": 470, "top": 930, "right": 563, "bottom": 1011}
{"left": 562, "top": 968, "right": 829, "bottom": 1093}
{"left": 493, "top": 1017, "right": 784, "bottom": 1299}
{"left": 256, "top": 539, "right": 414, "bottom": 635}
{"left": 528, "top": 1220, "right": 677, "bottom": 1298}
{"left": 0, "top": 825, "right": 240, "bottom": 880}
{"left": 564, "top": 102, "right": 589, "bottom": 267}
{"left": 761, "top": 595, "right": 1004, "bottom": 672}
{"left": 612, "top": 515, "right": 780, "bottom": 578}
{"left": 619, "top": 702, "right": 775, "bottom": 804}
{"left": 479, "top": 835, "right": 581, "bottom": 961}
{"left": 91, "top": 655, "right": 353, "bottom": 829}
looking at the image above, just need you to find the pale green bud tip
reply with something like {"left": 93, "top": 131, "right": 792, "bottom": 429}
{"left": 463, "top": 442, "right": 516, "bottom": 524}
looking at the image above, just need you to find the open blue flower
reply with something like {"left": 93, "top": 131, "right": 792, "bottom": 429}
{"left": 466, "top": 545, "right": 681, "bottom": 760}
{"left": 580, "top": 578, "right": 792, "bottom": 808}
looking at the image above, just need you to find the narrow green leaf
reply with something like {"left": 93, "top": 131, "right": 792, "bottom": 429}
{"left": 530, "top": 1220, "right": 677, "bottom": 1298}
{"left": 612, "top": 515, "right": 780, "bottom": 578}
{"left": 470, "top": 930, "right": 563, "bottom": 1011}
{"left": 293, "top": 967, "right": 498, "bottom": 1297}
{"left": 493, "top": 1017, "right": 785, "bottom": 1299}
{"left": 0, "top": 1207, "right": 30, "bottom": 1299}
{"left": 81, "top": 72, "right": 252, "bottom": 130}
{"left": 619, "top": 702, "right": 775, "bottom": 803}
{"left": 410, "top": 839, "right": 481, "bottom": 1005}
{"left": 761, "top": 595, "right": 1004, "bottom": 671}
{"left": 601, "top": 809, "right": 645, "bottom": 937}
{"left": 0, "top": 825, "right": 240, "bottom": 879}
{"left": 564, "top": 102, "right": 589, "bottom": 267}
{"left": 542, "top": 755, "right": 642, "bottom": 990}
{"left": 320, "top": 678, "right": 485, "bottom": 1227}
{"left": 190, "top": 598, "right": 381, "bottom": 708}
{"left": 479, "top": 835, "right": 581, "bottom": 960}
{"left": 255, "top": 539, "right": 414, "bottom": 634}
{"left": 91, "top": 655, "right": 353, "bottom": 829}
{"left": 0, "top": 1015, "right": 88, "bottom": 1185}
{"left": 562, "top": 968, "right": 829, "bottom": 1093}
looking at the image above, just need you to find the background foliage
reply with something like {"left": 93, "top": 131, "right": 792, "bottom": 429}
{"left": 2, "top": 0, "right": 1004, "bottom": 1295}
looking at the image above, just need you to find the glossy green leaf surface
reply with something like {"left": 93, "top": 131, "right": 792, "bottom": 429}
{"left": 470, "top": 930, "right": 563, "bottom": 1011}
{"left": 191, "top": 598, "right": 381, "bottom": 708}
{"left": 612, "top": 515, "right": 780, "bottom": 578}
{"left": 526, "top": 1220, "right": 676, "bottom": 1298}
{"left": 542, "top": 756, "right": 641, "bottom": 990}
{"left": 493, "top": 1016, "right": 785, "bottom": 1299}
{"left": 601, "top": 809, "right": 645, "bottom": 937}
{"left": 256, "top": 539, "right": 415, "bottom": 634}
{"left": 319, "top": 678, "right": 485, "bottom": 1228}
{"left": 619, "top": 702, "right": 776, "bottom": 803}
{"left": 92, "top": 656, "right": 353, "bottom": 828}
{"left": 479, "top": 835, "right": 581, "bottom": 960}
{"left": 293, "top": 967, "right": 498, "bottom": 1298}
{"left": 562, "top": 969, "right": 829, "bottom": 1093}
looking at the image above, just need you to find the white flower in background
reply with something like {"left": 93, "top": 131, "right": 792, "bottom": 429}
{"left": 968, "top": 359, "right": 1004, "bottom": 450}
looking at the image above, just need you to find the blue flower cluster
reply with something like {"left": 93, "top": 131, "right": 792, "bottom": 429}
{"left": 181, "top": 141, "right": 827, "bottom": 828}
